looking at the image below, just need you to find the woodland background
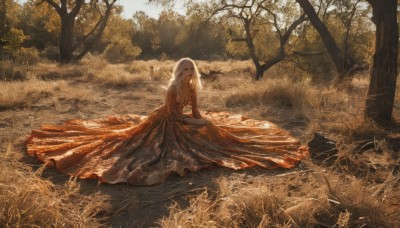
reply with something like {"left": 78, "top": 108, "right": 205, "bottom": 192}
{"left": 0, "top": 0, "right": 375, "bottom": 69}
{"left": 0, "top": 0, "right": 399, "bottom": 227}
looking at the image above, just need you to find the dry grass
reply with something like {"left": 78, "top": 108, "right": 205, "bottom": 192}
{"left": 225, "top": 78, "right": 318, "bottom": 116}
{"left": 159, "top": 64, "right": 399, "bottom": 227}
{"left": 0, "top": 150, "right": 109, "bottom": 227}
{"left": 33, "top": 62, "right": 85, "bottom": 80}
{"left": 0, "top": 61, "right": 29, "bottom": 81}
{"left": 0, "top": 58, "right": 399, "bottom": 227}
{"left": 160, "top": 163, "right": 399, "bottom": 227}
{"left": 0, "top": 79, "right": 62, "bottom": 110}
{"left": 86, "top": 63, "right": 149, "bottom": 86}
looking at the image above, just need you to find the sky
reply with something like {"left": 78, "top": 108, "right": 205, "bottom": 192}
{"left": 17, "top": 0, "right": 186, "bottom": 19}
{"left": 116, "top": 0, "right": 185, "bottom": 19}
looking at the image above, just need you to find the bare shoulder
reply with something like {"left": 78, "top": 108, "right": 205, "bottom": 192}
{"left": 167, "top": 85, "right": 177, "bottom": 95}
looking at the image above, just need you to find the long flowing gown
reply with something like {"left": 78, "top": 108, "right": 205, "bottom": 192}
{"left": 26, "top": 85, "right": 309, "bottom": 185}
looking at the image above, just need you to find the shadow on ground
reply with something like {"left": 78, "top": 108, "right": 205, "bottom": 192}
{"left": 26, "top": 155, "right": 303, "bottom": 227}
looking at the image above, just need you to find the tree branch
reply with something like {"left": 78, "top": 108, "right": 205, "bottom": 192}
{"left": 70, "top": 0, "right": 85, "bottom": 18}
{"left": 41, "top": 0, "right": 61, "bottom": 14}
{"left": 261, "top": 6, "right": 283, "bottom": 39}
{"left": 75, "top": 0, "right": 117, "bottom": 60}
{"left": 230, "top": 37, "right": 247, "bottom": 42}
{"left": 292, "top": 50, "right": 327, "bottom": 56}
{"left": 281, "top": 13, "right": 307, "bottom": 45}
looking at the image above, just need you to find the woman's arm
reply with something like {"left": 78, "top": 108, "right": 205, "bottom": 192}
{"left": 191, "top": 87, "right": 201, "bottom": 119}
{"left": 166, "top": 86, "right": 184, "bottom": 121}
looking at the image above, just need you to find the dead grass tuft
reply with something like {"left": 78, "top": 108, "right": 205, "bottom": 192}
{"left": 197, "top": 60, "right": 254, "bottom": 77}
{"left": 80, "top": 53, "right": 109, "bottom": 71}
{"left": 33, "top": 62, "right": 84, "bottom": 80}
{"left": 125, "top": 60, "right": 174, "bottom": 82}
{"left": 0, "top": 79, "right": 61, "bottom": 110}
{"left": 0, "top": 151, "right": 109, "bottom": 227}
{"left": 0, "top": 61, "right": 29, "bottom": 81}
{"left": 86, "top": 64, "right": 149, "bottom": 86}
{"left": 225, "top": 78, "right": 318, "bottom": 118}
{"left": 161, "top": 163, "right": 399, "bottom": 227}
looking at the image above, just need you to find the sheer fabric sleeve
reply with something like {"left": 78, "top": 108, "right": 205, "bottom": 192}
{"left": 166, "top": 86, "right": 184, "bottom": 121}
{"left": 191, "top": 87, "right": 202, "bottom": 119}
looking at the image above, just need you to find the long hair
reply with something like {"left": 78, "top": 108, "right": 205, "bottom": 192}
{"left": 168, "top": 58, "right": 202, "bottom": 103}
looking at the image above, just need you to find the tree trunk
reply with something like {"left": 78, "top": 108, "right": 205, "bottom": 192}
{"left": 0, "top": 0, "right": 6, "bottom": 35}
{"left": 242, "top": 20, "right": 262, "bottom": 80}
{"left": 75, "top": 0, "right": 116, "bottom": 60}
{"left": 365, "top": 0, "right": 398, "bottom": 126}
{"left": 0, "top": 0, "right": 5, "bottom": 52}
{"left": 43, "top": 0, "right": 84, "bottom": 63}
{"left": 296, "top": 0, "right": 346, "bottom": 76}
{"left": 254, "top": 65, "right": 263, "bottom": 80}
{"left": 342, "top": 0, "right": 360, "bottom": 70}
{"left": 59, "top": 14, "right": 75, "bottom": 63}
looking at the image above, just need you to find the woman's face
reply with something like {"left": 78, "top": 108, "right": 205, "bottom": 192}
{"left": 181, "top": 62, "right": 195, "bottom": 82}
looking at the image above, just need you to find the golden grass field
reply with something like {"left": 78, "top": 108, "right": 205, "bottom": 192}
{"left": 0, "top": 56, "right": 399, "bottom": 227}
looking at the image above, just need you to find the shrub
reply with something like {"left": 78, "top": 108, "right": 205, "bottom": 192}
{"left": 1, "top": 28, "right": 26, "bottom": 54}
{"left": 0, "top": 61, "right": 28, "bottom": 81}
{"left": 87, "top": 64, "right": 147, "bottom": 86}
{"left": 103, "top": 40, "right": 141, "bottom": 63}
{"left": 225, "top": 78, "right": 318, "bottom": 118}
{"left": 40, "top": 46, "right": 59, "bottom": 61}
{"left": 14, "top": 47, "right": 41, "bottom": 65}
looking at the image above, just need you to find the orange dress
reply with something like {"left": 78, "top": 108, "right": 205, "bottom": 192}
{"left": 26, "top": 85, "right": 309, "bottom": 185}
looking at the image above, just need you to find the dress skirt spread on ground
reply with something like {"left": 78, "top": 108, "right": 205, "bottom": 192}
{"left": 26, "top": 86, "right": 309, "bottom": 185}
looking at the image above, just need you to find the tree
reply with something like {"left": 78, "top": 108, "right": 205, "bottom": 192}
{"left": 101, "top": 12, "right": 142, "bottom": 63}
{"left": 155, "top": 10, "right": 185, "bottom": 57}
{"left": 32, "top": 0, "right": 117, "bottom": 63}
{"left": 2, "top": 27, "right": 26, "bottom": 53}
{"left": 132, "top": 11, "right": 157, "bottom": 58}
{"left": 296, "top": 0, "right": 347, "bottom": 76}
{"left": 364, "top": 0, "right": 398, "bottom": 126}
{"left": 0, "top": 0, "right": 22, "bottom": 52}
{"left": 295, "top": 0, "right": 369, "bottom": 82}
{"left": 0, "top": 0, "right": 6, "bottom": 36}
{"left": 179, "top": 1, "right": 227, "bottom": 59}
{"left": 213, "top": 0, "right": 307, "bottom": 80}
{"left": 335, "top": 0, "right": 362, "bottom": 70}
{"left": 18, "top": 3, "right": 58, "bottom": 50}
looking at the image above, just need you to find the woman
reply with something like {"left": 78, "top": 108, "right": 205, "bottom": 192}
{"left": 27, "top": 58, "right": 308, "bottom": 185}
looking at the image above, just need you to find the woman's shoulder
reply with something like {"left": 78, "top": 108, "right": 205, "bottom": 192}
{"left": 167, "top": 85, "right": 177, "bottom": 96}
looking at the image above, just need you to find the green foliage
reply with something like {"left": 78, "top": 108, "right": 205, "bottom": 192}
{"left": 181, "top": 3, "right": 228, "bottom": 59}
{"left": 290, "top": 0, "right": 373, "bottom": 77}
{"left": 102, "top": 15, "right": 135, "bottom": 44}
{"left": 1, "top": 0, "right": 22, "bottom": 30}
{"left": 18, "top": 2, "right": 58, "bottom": 50}
{"left": 225, "top": 40, "right": 249, "bottom": 59}
{"left": 14, "top": 47, "right": 41, "bottom": 64}
{"left": 0, "top": 0, "right": 376, "bottom": 76}
{"left": 1, "top": 28, "right": 40, "bottom": 64}
{"left": 103, "top": 39, "right": 142, "bottom": 63}
{"left": 2, "top": 28, "right": 27, "bottom": 53}
{"left": 132, "top": 7, "right": 227, "bottom": 59}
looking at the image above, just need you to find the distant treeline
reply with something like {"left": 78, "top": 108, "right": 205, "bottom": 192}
{"left": 1, "top": 0, "right": 374, "bottom": 74}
